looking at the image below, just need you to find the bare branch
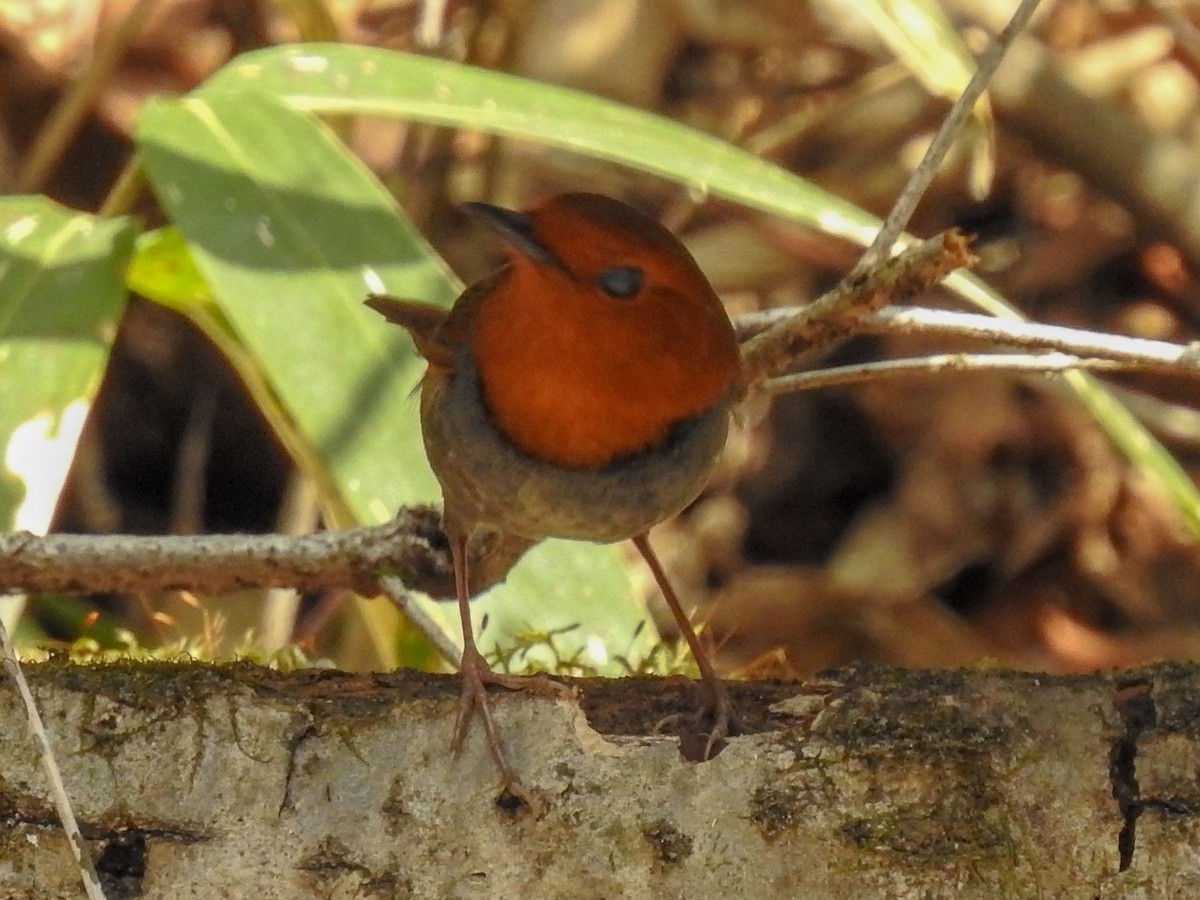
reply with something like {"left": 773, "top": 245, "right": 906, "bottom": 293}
{"left": 5, "top": 300, "right": 1200, "bottom": 608}
{"left": 0, "top": 507, "right": 455, "bottom": 600}
{"left": 869, "top": 307, "right": 1200, "bottom": 373}
{"left": 736, "top": 305, "right": 1200, "bottom": 378}
{"left": 5, "top": 294, "right": 1200, "bottom": 613}
{"left": 739, "top": 231, "right": 977, "bottom": 384}
{"left": 765, "top": 351, "right": 1138, "bottom": 395}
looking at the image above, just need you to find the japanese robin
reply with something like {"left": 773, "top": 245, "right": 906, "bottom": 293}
{"left": 366, "top": 192, "right": 742, "bottom": 799}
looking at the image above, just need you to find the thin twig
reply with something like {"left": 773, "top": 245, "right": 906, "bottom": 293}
{"left": 97, "top": 156, "right": 146, "bottom": 219}
{"left": 15, "top": 0, "right": 160, "bottom": 193}
{"left": 736, "top": 0, "right": 1040, "bottom": 388}
{"left": 258, "top": 474, "right": 321, "bottom": 654}
{"left": 874, "top": 306, "right": 1200, "bottom": 372}
{"left": 0, "top": 616, "right": 106, "bottom": 899}
{"left": 379, "top": 575, "right": 462, "bottom": 666}
{"left": 764, "top": 351, "right": 1137, "bottom": 395}
{"left": 416, "top": 0, "right": 450, "bottom": 48}
{"left": 853, "top": 0, "right": 1044, "bottom": 274}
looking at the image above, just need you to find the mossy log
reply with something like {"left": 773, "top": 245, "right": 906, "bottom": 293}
{"left": 1, "top": 661, "right": 1195, "bottom": 899}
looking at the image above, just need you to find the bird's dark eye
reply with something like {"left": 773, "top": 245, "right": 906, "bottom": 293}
{"left": 598, "top": 265, "right": 643, "bottom": 298}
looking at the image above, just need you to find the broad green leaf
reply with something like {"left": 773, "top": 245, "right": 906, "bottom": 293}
{"left": 197, "top": 43, "right": 1200, "bottom": 536}
{"left": 0, "top": 195, "right": 134, "bottom": 627}
{"left": 138, "top": 93, "right": 448, "bottom": 525}
{"left": 201, "top": 45, "right": 864, "bottom": 245}
{"left": 134, "top": 92, "right": 654, "bottom": 671}
{"left": 194, "top": 46, "right": 1028, "bottom": 315}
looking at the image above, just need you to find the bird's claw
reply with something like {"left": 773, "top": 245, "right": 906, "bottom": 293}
{"left": 452, "top": 647, "right": 573, "bottom": 807}
{"left": 654, "top": 678, "right": 742, "bottom": 760}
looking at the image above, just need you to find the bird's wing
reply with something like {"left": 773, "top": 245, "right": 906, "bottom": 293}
{"left": 365, "top": 268, "right": 510, "bottom": 372}
{"left": 364, "top": 294, "right": 456, "bottom": 369}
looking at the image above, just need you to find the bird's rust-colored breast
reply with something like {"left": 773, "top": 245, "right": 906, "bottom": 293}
{"left": 468, "top": 193, "right": 741, "bottom": 470}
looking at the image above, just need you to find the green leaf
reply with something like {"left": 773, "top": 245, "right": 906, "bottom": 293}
{"left": 193, "top": 46, "right": 1031, "bottom": 317}
{"left": 0, "top": 196, "right": 134, "bottom": 626}
{"left": 133, "top": 91, "right": 654, "bottom": 671}
{"left": 198, "top": 43, "right": 1200, "bottom": 537}
{"left": 0, "top": 197, "right": 133, "bottom": 532}
{"left": 137, "top": 92, "right": 449, "bottom": 524}
{"left": 201, "top": 44, "right": 859, "bottom": 242}
{"left": 127, "top": 227, "right": 212, "bottom": 316}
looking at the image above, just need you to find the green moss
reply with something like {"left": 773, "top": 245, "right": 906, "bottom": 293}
{"left": 841, "top": 802, "right": 1014, "bottom": 861}
{"left": 642, "top": 818, "right": 694, "bottom": 865}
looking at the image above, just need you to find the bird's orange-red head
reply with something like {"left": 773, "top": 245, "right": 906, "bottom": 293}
{"left": 466, "top": 193, "right": 741, "bottom": 470}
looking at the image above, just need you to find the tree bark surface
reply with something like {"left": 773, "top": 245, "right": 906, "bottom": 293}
{"left": 0, "top": 661, "right": 1194, "bottom": 899}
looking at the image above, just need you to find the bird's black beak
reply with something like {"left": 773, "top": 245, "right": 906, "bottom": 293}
{"left": 462, "top": 201, "right": 567, "bottom": 271}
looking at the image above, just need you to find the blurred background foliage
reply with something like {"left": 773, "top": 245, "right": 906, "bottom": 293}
{"left": 5, "top": 0, "right": 1200, "bottom": 678}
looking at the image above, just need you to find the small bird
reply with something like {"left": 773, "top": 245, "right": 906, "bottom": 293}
{"left": 366, "top": 192, "right": 742, "bottom": 800}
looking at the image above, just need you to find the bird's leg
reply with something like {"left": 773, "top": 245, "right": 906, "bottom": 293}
{"left": 449, "top": 530, "right": 527, "bottom": 800}
{"left": 633, "top": 533, "right": 739, "bottom": 759}
{"left": 448, "top": 531, "right": 571, "bottom": 802}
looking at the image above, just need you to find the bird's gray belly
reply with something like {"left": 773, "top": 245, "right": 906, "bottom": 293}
{"left": 423, "top": 354, "right": 730, "bottom": 543}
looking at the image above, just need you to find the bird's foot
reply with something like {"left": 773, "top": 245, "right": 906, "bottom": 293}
{"left": 451, "top": 646, "right": 575, "bottom": 805}
{"left": 655, "top": 677, "right": 742, "bottom": 761}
